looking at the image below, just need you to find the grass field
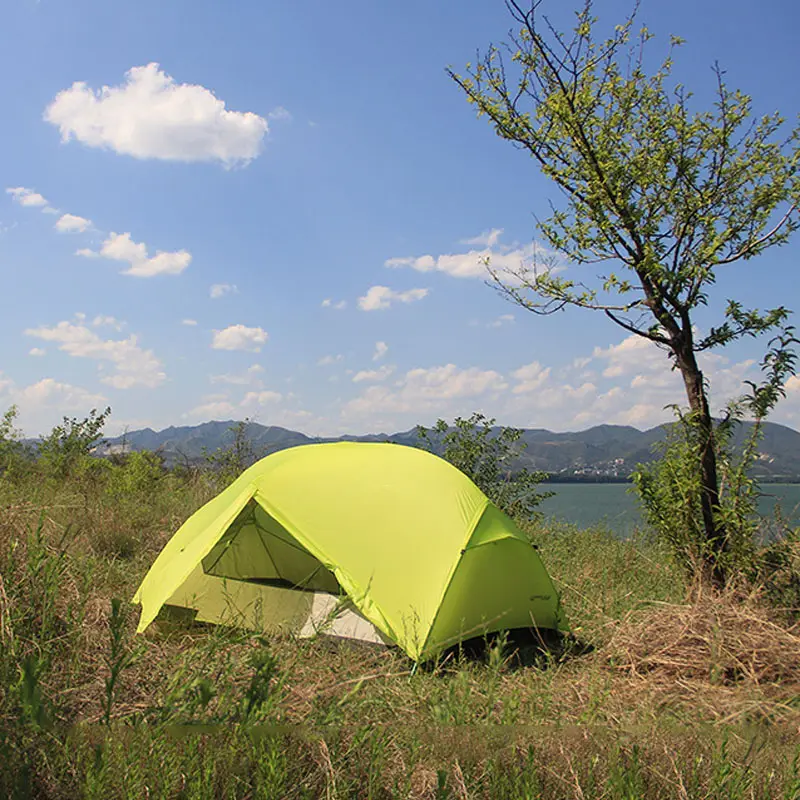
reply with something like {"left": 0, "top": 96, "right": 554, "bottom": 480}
{"left": 2, "top": 459, "right": 800, "bottom": 799}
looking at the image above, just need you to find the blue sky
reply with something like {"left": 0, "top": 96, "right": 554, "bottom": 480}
{"left": 1, "top": 0, "right": 799, "bottom": 437}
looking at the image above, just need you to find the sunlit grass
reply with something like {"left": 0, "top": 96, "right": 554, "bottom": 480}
{"left": 2, "top": 464, "right": 799, "bottom": 798}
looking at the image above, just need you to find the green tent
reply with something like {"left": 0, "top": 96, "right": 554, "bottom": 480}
{"left": 133, "top": 442, "right": 566, "bottom": 661}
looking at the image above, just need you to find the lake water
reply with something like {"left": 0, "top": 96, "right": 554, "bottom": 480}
{"left": 539, "top": 482, "right": 800, "bottom": 534}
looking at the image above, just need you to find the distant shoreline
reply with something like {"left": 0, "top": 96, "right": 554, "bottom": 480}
{"left": 542, "top": 476, "right": 800, "bottom": 485}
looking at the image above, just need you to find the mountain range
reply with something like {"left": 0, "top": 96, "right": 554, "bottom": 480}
{"left": 92, "top": 418, "right": 800, "bottom": 482}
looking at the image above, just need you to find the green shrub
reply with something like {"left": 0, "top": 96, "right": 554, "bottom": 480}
{"left": 37, "top": 407, "right": 111, "bottom": 480}
{"left": 105, "top": 450, "right": 165, "bottom": 501}
{"left": 416, "top": 411, "right": 553, "bottom": 521}
{"left": 203, "top": 419, "right": 258, "bottom": 488}
{"left": 0, "top": 405, "right": 31, "bottom": 480}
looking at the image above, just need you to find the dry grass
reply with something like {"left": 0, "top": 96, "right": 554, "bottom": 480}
{"left": 599, "top": 585, "right": 800, "bottom": 725}
{"left": 605, "top": 587, "right": 800, "bottom": 684}
{"left": 4, "top": 468, "right": 800, "bottom": 797}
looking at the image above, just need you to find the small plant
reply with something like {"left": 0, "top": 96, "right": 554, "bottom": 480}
{"left": 105, "top": 450, "right": 165, "bottom": 500}
{"left": 14, "top": 654, "right": 51, "bottom": 731}
{"left": 102, "top": 597, "right": 142, "bottom": 726}
{"left": 633, "top": 326, "right": 799, "bottom": 587}
{"left": 38, "top": 406, "right": 112, "bottom": 479}
{"left": 203, "top": 418, "right": 258, "bottom": 487}
{"left": 0, "top": 405, "right": 28, "bottom": 478}
{"left": 239, "top": 638, "right": 280, "bottom": 723}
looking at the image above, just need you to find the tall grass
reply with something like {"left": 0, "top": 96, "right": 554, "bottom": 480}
{"left": 2, "top": 457, "right": 799, "bottom": 798}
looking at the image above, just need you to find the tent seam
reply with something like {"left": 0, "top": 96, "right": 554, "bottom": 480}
{"left": 419, "top": 530, "right": 565, "bottom": 657}
{"left": 255, "top": 523, "right": 282, "bottom": 580}
{"left": 417, "top": 497, "right": 490, "bottom": 660}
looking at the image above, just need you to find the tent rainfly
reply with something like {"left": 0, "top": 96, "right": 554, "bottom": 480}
{"left": 133, "top": 442, "right": 566, "bottom": 661}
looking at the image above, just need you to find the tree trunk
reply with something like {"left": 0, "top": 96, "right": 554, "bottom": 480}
{"left": 675, "top": 346, "right": 728, "bottom": 586}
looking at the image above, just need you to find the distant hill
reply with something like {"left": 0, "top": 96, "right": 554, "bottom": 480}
{"left": 91, "top": 418, "right": 800, "bottom": 482}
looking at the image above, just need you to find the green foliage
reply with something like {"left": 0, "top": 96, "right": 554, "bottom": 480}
{"left": 203, "top": 418, "right": 257, "bottom": 487}
{"left": 102, "top": 597, "right": 142, "bottom": 726}
{"left": 104, "top": 449, "right": 165, "bottom": 501}
{"left": 0, "top": 405, "right": 29, "bottom": 478}
{"left": 37, "top": 406, "right": 112, "bottom": 479}
{"left": 632, "top": 412, "right": 709, "bottom": 575}
{"left": 2, "top": 437, "right": 800, "bottom": 796}
{"left": 633, "top": 410, "right": 761, "bottom": 578}
{"left": 632, "top": 326, "right": 800, "bottom": 588}
{"left": 238, "top": 638, "right": 280, "bottom": 723}
{"left": 0, "top": 513, "right": 92, "bottom": 776}
{"left": 754, "top": 525, "right": 800, "bottom": 618}
{"left": 449, "top": 3, "right": 799, "bottom": 316}
{"left": 449, "top": 0, "right": 800, "bottom": 580}
{"left": 416, "top": 411, "right": 553, "bottom": 520}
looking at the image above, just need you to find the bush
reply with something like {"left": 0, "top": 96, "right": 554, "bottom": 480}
{"left": 37, "top": 407, "right": 111, "bottom": 480}
{"left": 0, "top": 405, "right": 31, "bottom": 479}
{"left": 632, "top": 327, "right": 800, "bottom": 593}
{"left": 632, "top": 407, "right": 800, "bottom": 607}
{"left": 105, "top": 450, "right": 165, "bottom": 502}
{"left": 416, "top": 412, "right": 553, "bottom": 521}
{"left": 203, "top": 419, "right": 258, "bottom": 488}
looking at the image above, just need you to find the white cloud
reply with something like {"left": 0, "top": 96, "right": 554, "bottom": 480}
{"left": 25, "top": 317, "right": 165, "bottom": 388}
{"left": 461, "top": 228, "right": 504, "bottom": 248}
{"left": 373, "top": 341, "right": 388, "bottom": 361}
{"left": 495, "top": 332, "right": 786, "bottom": 432}
{"left": 210, "top": 283, "right": 238, "bottom": 299}
{"left": 184, "top": 387, "right": 290, "bottom": 423}
{"left": 267, "top": 107, "right": 292, "bottom": 122}
{"left": 357, "top": 285, "right": 429, "bottom": 311}
{"left": 592, "top": 335, "right": 668, "bottom": 378}
{"left": 78, "top": 231, "right": 191, "bottom": 277}
{"left": 403, "top": 364, "right": 506, "bottom": 401}
{"left": 386, "top": 231, "right": 555, "bottom": 280}
{"left": 184, "top": 400, "right": 237, "bottom": 420}
{"left": 181, "top": 318, "right": 198, "bottom": 326}
{"left": 0, "top": 376, "right": 110, "bottom": 436}
{"left": 6, "top": 187, "right": 48, "bottom": 207}
{"left": 321, "top": 298, "right": 347, "bottom": 310}
{"left": 510, "top": 361, "right": 551, "bottom": 394}
{"left": 55, "top": 213, "right": 91, "bottom": 233}
{"left": 44, "top": 62, "right": 269, "bottom": 167}
{"left": 28, "top": 348, "right": 46, "bottom": 357}
{"left": 317, "top": 354, "right": 343, "bottom": 366}
{"left": 210, "top": 364, "right": 264, "bottom": 386}
{"left": 241, "top": 390, "right": 282, "bottom": 406}
{"left": 353, "top": 365, "right": 395, "bottom": 383}
{"left": 92, "top": 315, "right": 123, "bottom": 330}
{"left": 16, "top": 378, "right": 108, "bottom": 412}
{"left": 344, "top": 364, "right": 506, "bottom": 418}
{"left": 488, "top": 314, "right": 515, "bottom": 328}
{"left": 211, "top": 324, "right": 268, "bottom": 352}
